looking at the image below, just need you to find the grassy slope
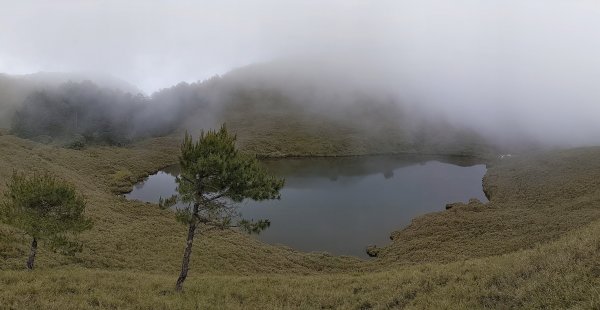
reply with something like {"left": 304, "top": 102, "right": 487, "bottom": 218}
{"left": 0, "top": 133, "right": 599, "bottom": 309}
{"left": 204, "top": 88, "right": 495, "bottom": 158}
{"left": 1, "top": 222, "right": 598, "bottom": 309}
{"left": 377, "top": 147, "right": 600, "bottom": 265}
{"left": 0, "top": 133, "right": 359, "bottom": 274}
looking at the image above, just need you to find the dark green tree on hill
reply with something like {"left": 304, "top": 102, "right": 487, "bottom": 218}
{"left": 0, "top": 172, "right": 93, "bottom": 269}
{"left": 163, "top": 125, "right": 284, "bottom": 292}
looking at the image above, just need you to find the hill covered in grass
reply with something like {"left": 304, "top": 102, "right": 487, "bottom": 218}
{"left": 162, "top": 62, "right": 499, "bottom": 157}
{"left": 0, "top": 133, "right": 598, "bottom": 308}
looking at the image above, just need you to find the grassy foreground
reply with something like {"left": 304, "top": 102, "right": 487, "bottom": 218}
{"left": 0, "top": 132, "right": 599, "bottom": 309}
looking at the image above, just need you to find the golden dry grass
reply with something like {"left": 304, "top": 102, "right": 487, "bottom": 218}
{"left": 0, "top": 133, "right": 599, "bottom": 309}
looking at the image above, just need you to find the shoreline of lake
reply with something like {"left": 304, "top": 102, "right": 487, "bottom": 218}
{"left": 126, "top": 155, "right": 488, "bottom": 258}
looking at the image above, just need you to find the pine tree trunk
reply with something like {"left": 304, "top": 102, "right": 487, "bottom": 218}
{"left": 26, "top": 237, "right": 37, "bottom": 270}
{"left": 175, "top": 203, "right": 199, "bottom": 292}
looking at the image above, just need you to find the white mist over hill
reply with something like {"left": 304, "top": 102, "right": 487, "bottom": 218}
{"left": 1, "top": 0, "right": 599, "bottom": 146}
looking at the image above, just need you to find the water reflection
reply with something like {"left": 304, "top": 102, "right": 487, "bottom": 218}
{"left": 126, "top": 155, "right": 487, "bottom": 258}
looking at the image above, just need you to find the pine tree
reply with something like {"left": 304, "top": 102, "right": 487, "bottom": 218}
{"left": 164, "top": 125, "right": 284, "bottom": 292}
{"left": 0, "top": 172, "right": 93, "bottom": 269}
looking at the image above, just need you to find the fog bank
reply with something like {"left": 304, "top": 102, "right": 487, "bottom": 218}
{"left": 1, "top": 1, "right": 600, "bottom": 146}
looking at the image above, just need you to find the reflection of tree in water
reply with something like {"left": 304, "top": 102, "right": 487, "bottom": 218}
{"left": 261, "top": 155, "right": 484, "bottom": 180}
{"left": 441, "top": 156, "right": 487, "bottom": 168}
{"left": 161, "top": 164, "right": 181, "bottom": 177}
{"left": 159, "top": 155, "right": 484, "bottom": 183}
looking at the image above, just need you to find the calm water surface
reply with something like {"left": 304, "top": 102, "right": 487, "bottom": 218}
{"left": 126, "top": 155, "right": 487, "bottom": 258}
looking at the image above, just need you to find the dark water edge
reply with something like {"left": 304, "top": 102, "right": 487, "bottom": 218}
{"left": 126, "top": 155, "right": 488, "bottom": 258}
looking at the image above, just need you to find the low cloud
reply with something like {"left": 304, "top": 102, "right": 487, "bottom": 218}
{"left": 1, "top": 0, "right": 599, "bottom": 146}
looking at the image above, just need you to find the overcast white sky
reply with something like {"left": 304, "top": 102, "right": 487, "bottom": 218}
{"left": 1, "top": 0, "right": 600, "bottom": 145}
{"left": 0, "top": 0, "right": 404, "bottom": 92}
{"left": 0, "top": 1, "right": 595, "bottom": 91}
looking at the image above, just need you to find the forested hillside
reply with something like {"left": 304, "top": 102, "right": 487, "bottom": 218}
{"left": 0, "top": 72, "right": 139, "bottom": 129}
{"left": 3, "top": 64, "right": 496, "bottom": 156}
